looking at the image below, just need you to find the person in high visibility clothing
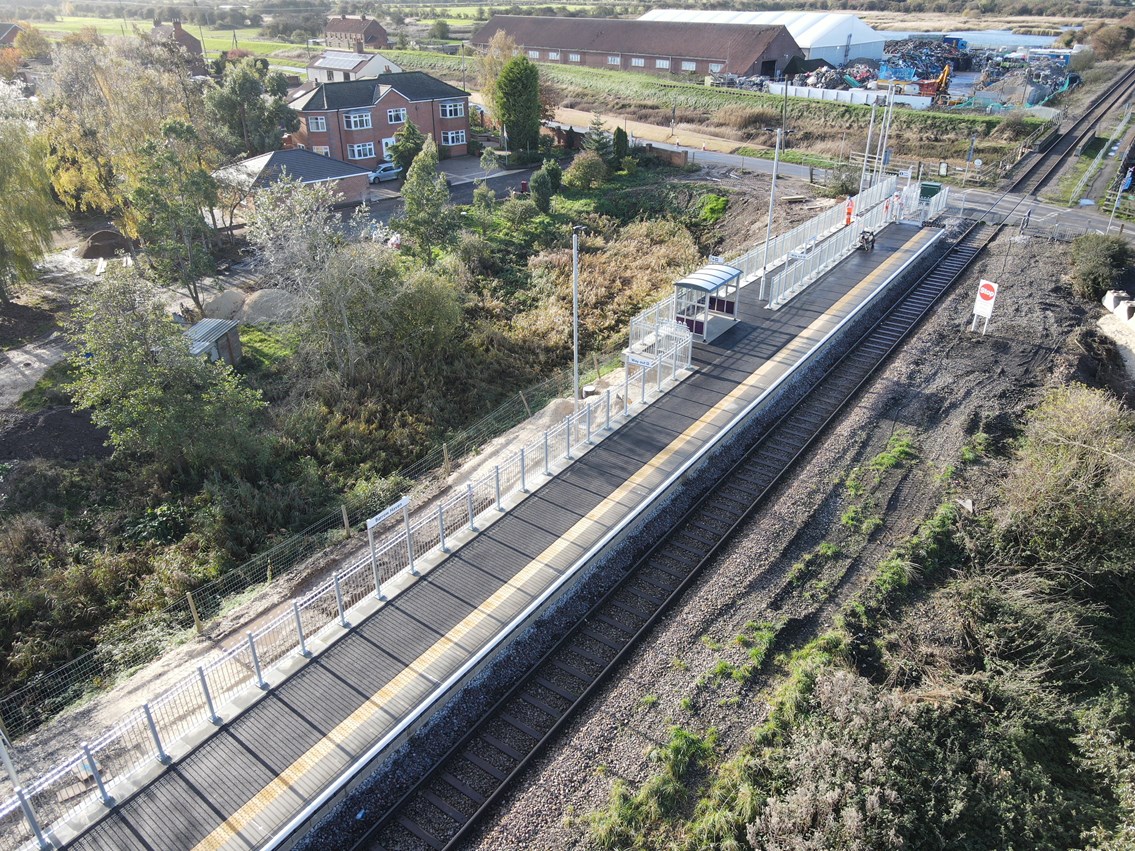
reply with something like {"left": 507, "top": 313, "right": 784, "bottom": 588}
{"left": 846, "top": 197, "right": 854, "bottom": 225}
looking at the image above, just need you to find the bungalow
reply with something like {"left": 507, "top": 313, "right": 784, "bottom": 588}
{"left": 324, "top": 15, "right": 388, "bottom": 53}
{"left": 288, "top": 71, "right": 469, "bottom": 167}
{"left": 213, "top": 147, "right": 372, "bottom": 206}
{"left": 150, "top": 19, "right": 203, "bottom": 59}
{"left": 470, "top": 15, "right": 802, "bottom": 79}
{"left": 307, "top": 50, "right": 402, "bottom": 83}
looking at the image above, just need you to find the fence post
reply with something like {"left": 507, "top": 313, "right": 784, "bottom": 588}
{"left": 544, "top": 431, "right": 550, "bottom": 475}
{"left": 466, "top": 483, "right": 477, "bottom": 532}
{"left": 402, "top": 500, "right": 416, "bottom": 575}
{"left": 293, "top": 602, "right": 309, "bottom": 656}
{"left": 334, "top": 575, "right": 348, "bottom": 628}
{"left": 565, "top": 416, "right": 573, "bottom": 460}
{"left": 197, "top": 667, "right": 220, "bottom": 725}
{"left": 247, "top": 632, "right": 267, "bottom": 690}
{"left": 520, "top": 448, "right": 527, "bottom": 493}
{"left": 143, "top": 703, "right": 170, "bottom": 764}
{"left": 605, "top": 388, "right": 612, "bottom": 431}
{"left": 186, "top": 590, "right": 203, "bottom": 635}
{"left": 438, "top": 504, "right": 448, "bottom": 553}
{"left": 15, "top": 788, "right": 49, "bottom": 851}
{"left": 494, "top": 466, "right": 503, "bottom": 511}
{"left": 519, "top": 390, "right": 532, "bottom": 417}
{"left": 341, "top": 504, "right": 351, "bottom": 537}
{"left": 82, "top": 742, "right": 113, "bottom": 806}
{"left": 442, "top": 442, "right": 451, "bottom": 477}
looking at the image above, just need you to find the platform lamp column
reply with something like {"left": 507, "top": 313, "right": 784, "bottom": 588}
{"left": 858, "top": 101, "right": 877, "bottom": 195}
{"left": 572, "top": 224, "right": 587, "bottom": 415}
{"left": 1109, "top": 167, "right": 1133, "bottom": 233}
{"left": 760, "top": 128, "right": 784, "bottom": 303}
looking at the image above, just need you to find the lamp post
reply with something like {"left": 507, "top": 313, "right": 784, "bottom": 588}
{"left": 760, "top": 128, "right": 783, "bottom": 303}
{"left": 572, "top": 224, "right": 587, "bottom": 414}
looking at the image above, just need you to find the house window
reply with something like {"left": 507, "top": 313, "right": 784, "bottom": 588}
{"left": 347, "top": 142, "right": 376, "bottom": 159}
{"left": 630, "top": 57, "right": 645, "bottom": 67}
{"left": 528, "top": 49, "right": 539, "bottom": 59}
{"left": 387, "top": 107, "right": 407, "bottom": 124}
{"left": 681, "top": 60, "right": 696, "bottom": 71}
{"left": 709, "top": 63, "right": 724, "bottom": 73}
{"left": 313, "top": 145, "right": 330, "bottom": 156}
{"left": 296, "top": 143, "right": 306, "bottom": 149}
{"left": 569, "top": 53, "right": 580, "bottom": 62}
{"left": 548, "top": 51, "right": 560, "bottom": 60}
{"left": 441, "top": 129, "right": 466, "bottom": 146}
{"left": 607, "top": 55, "right": 619, "bottom": 65}
{"left": 655, "top": 59, "right": 670, "bottom": 69}
{"left": 344, "top": 110, "right": 371, "bottom": 130}
{"left": 440, "top": 101, "right": 464, "bottom": 118}
{"left": 307, "top": 115, "right": 327, "bottom": 132}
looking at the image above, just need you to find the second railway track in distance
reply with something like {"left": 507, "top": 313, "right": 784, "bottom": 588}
{"left": 325, "top": 65, "right": 1135, "bottom": 851}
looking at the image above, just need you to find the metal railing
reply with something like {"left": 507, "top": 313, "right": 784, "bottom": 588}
{"left": 730, "top": 177, "right": 899, "bottom": 286}
{"left": 766, "top": 181, "right": 949, "bottom": 310}
{"left": 0, "top": 326, "right": 693, "bottom": 851}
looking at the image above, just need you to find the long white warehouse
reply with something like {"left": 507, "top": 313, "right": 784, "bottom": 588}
{"left": 638, "top": 9, "right": 886, "bottom": 65}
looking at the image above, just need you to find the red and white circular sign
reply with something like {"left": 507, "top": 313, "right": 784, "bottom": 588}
{"left": 978, "top": 281, "right": 997, "bottom": 301}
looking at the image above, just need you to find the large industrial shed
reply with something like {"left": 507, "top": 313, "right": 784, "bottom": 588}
{"left": 639, "top": 10, "right": 886, "bottom": 65}
{"left": 470, "top": 16, "right": 802, "bottom": 78}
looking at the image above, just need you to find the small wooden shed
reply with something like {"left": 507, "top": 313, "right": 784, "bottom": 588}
{"left": 185, "top": 318, "right": 242, "bottom": 366}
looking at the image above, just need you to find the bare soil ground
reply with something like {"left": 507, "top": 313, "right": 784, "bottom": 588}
{"left": 458, "top": 229, "right": 1131, "bottom": 850}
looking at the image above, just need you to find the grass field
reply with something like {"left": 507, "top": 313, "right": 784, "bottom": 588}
{"left": 39, "top": 16, "right": 306, "bottom": 63}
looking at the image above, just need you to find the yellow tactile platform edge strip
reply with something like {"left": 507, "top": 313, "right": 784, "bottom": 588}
{"left": 191, "top": 239, "right": 922, "bottom": 851}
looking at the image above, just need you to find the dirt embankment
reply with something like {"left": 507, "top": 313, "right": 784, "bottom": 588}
{"left": 461, "top": 230, "right": 1128, "bottom": 850}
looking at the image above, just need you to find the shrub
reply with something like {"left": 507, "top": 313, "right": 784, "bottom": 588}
{"left": 563, "top": 150, "right": 608, "bottom": 190}
{"left": 1070, "top": 233, "right": 1131, "bottom": 300}
{"left": 542, "top": 157, "right": 562, "bottom": 193}
{"left": 529, "top": 166, "right": 553, "bottom": 213}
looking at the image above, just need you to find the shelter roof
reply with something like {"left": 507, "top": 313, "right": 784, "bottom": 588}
{"left": 675, "top": 264, "right": 743, "bottom": 294}
{"left": 185, "top": 318, "right": 238, "bottom": 356}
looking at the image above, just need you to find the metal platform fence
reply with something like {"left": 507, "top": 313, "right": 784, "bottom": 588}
{"left": 0, "top": 348, "right": 632, "bottom": 745}
{"left": 730, "top": 177, "right": 899, "bottom": 285}
{"left": 0, "top": 330, "right": 693, "bottom": 851}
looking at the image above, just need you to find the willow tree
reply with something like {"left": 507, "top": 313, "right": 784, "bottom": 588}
{"left": 0, "top": 121, "right": 61, "bottom": 302}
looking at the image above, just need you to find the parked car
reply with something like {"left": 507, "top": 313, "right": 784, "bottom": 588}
{"left": 369, "top": 163, "right": 403, "bottom": 183}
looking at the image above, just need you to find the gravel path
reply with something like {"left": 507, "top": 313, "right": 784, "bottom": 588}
{"left": 458, "top": 230, "right": 1116, "bottom": 850}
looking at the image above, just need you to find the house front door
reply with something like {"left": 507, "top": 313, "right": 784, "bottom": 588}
{"left": 382, "top": 137, "right": 397, "bottom": 161}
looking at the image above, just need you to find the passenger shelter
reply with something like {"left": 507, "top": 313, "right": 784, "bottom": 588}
{"left": 674, "top": 264, "right": 741, "bottom": 343}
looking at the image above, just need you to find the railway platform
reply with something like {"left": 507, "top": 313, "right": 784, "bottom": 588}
{"left": 62, "top": 223, "right": 942, "bottom": 851}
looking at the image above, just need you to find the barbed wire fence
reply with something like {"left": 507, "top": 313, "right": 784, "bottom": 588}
{"left": 0, "top": 347, "right": 627, "bottom": 742}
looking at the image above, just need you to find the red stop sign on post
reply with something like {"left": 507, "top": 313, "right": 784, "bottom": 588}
{"left": 972, "top": 279, "right": 999, "bottom": 331}
{"left": 978, "top": 281, "right": 997, "bottom": 301}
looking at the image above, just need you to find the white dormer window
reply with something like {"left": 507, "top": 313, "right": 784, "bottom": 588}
{"left": 344, "top": 110, "right": 371, "bottom": 130}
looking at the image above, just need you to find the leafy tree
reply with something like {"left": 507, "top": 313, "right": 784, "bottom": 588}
{"left": 66, "top": 267, "right": 266, "bottom": 477}
{"left": 1091, "top": 25, "right": 1132, "bottom": 59}
{"left": 388, "top": 118, "right": 426, "bottom": 172}
{"left": 563, "top": 150, "right": 607, "bottom": 190}
{"left": 529, "top": 165, "right": 553, "bottom": 213}
{"left": 204, "top": 58, "right": 298, "bottom": 156}
{"left": 429, "top": 19, "right": 450, "bottom": 39}
{"left": 396, "top": 135, "right": 453, "bottom": 264}
{"left": 13, "top": 23, "right": 50, "bottom": 61}
{"left": 494, "top": 55, "right": 541, "bottom": 152}
{"left": 245, "top": 175, "right": 343, "bottom": 295}
{"left": 0, "top": 47, "right": 20, "bottom": 80}
{"left": 127, "top": 120, "right": 218, "bottom": 310}
{"left": 613, "top": 126, "right": 630, "bottom": 162}
{"left": 583, "top": 112, "right": 613, "bottom": 163}
{"left": 542, "top": 157, "right": 562, "bottom": 193}
{"left": 477, "top": 29, "right": 517, "bottom": 118}
{"left": 0, "top": 121, "right": 62, "bottom": 302}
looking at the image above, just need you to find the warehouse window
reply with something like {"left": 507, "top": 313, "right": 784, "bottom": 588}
{"left": 709, "top": 63, "right": 724, "bottom": 73}
{"left": 631, "top": 57, "right": 645, "bottom": 67}
{"left": 569, "top": 53, "right": 580, "bottom": 62}
{"left": 528, "top": 49, "right": 539, "bottom": 59}
{"left": 607, "top": 55, "right": 619, "bottom": 65}
{"left": 681, "top": 60, "right": 696, "bottom": 71}
{"left": 655, "top": 58, "right": 670, "bottom": 69}
{"left": 548, "top": 51, "right": 560, "bottom": 60}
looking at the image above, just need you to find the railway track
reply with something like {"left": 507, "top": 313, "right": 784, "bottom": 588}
{"left": 311, "top": 65, "right": 1135, "bottom": 851}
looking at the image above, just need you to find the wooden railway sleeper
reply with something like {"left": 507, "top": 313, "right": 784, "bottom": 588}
{"left": 534, "top": 675, "right": 578, "bottom": 703}
{"left": 422, "top": 788, "right": 469, "bottom": 825}
{"left": 580, "top": 624, "right": 628, "bottom": 651}
{"left": 499, "top": 712, "right": 544, "bottom": 741}
{"left": 518, "top": 691, "right": 563, "bottom": 721}
{"left": 463, "top": 750, "right": 507, "bottom": 782}
{"left": 397, "top": 817, "right": 444, "bottom": 850}
{"left": 480, "top": 731, "right": 525, "bottom": 761}
{"left": 439, "top": 771, "right": 486, "bottom": 806}
{"left": 567, "top": 641, "right": 613, "bottom": 668}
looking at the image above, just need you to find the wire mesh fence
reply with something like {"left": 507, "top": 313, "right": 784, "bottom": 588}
{"left": 0, "top": 347, "right": 629, "bottom": 745}
{"left": 0, "top": 322, "right": 694, "bottom": 850}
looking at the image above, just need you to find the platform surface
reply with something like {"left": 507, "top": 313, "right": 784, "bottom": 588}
{"left": 66, "top": 225, "right": 937, "bottom": 851}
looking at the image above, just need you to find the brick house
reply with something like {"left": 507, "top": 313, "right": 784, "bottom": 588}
{"left": 0, "top": 23, "right": 23, "bottom": 46}
{"left": 288, "top": 72, "right": 469, "bottom": 167}
{"left": 150, "top": 19, "right": 203, "bottom": 59}
{"left": 470, "top": 16, "right": 802, "bottom": 78}
{"left": 323, "top": 15, "right": 388, "bottom": 52}
{"left": 213, "top": 147, "right": 372, "bottom": 207}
